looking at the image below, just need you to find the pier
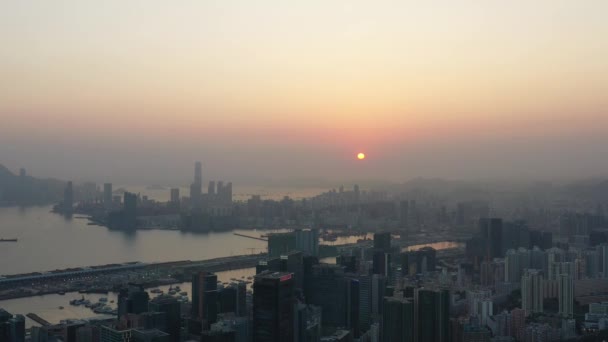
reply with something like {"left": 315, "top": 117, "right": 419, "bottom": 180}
{"left": 26, "top": 313, "right": 51, "bottom": 326}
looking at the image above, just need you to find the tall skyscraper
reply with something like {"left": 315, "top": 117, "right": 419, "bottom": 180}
{"left": 373, "top": 251, "right": 391, "bottom": 277}
{"left": 123, "top": 192, "right": 137, "bottom": 229}
{"left": 479, "top": 218, "right": 503, "bottom": 259}
{"left": 521, "top": 269, "right": 544, "bottom": 315}
{"left": 148, "top": 295, "right": 181, "bottom": 342}
{"left": 295, "top": 229, "right": 319, "bottom": 256}
{"left": 103, "top": 183, "right": 113, "bottom": 209}
{"left": 192, "top": 272, "right": 218, "bottom": 324}
{"left": 374, "top": 232, "right": 391, "bottom": 252}
{"left": 415, "top": 288, "right": 450, "bottom": 342}
{"left": 382, "top": 297, "right": 414, "bottom": 342}
{"left": 170, "top": 188, "right": 180, "bottom": 204}
{"left": 63, "top": 181, "right": 73, "bottom": 214}
{"left": 253, "top": 272, "right": 295, "bottom": 342}
{"left": 117, "top": 283, "right": 150, "bottom": 319}
{"left": 558, "top": 273, "right": 574, "bottom": 317}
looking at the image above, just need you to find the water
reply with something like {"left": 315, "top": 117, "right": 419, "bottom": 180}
{"left": 0, "top": 267, "right": 256, "bottom": 328}
{"left": 0, "top": 205, "right": 286, "bottom": 276}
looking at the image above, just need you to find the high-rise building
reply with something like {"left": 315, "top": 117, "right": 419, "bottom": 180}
{"left": 382, "top": 297, "right": 414, "bottom": 342}
{"left": 103, "top": 183, "right": 113, "bottom": 209}
{"left": 373, "top": 251, "right": 391, "bottom": 277}
{"left": 295, "top": 229, "right": 319, "bottom": 256}
{"left": 148, "top": 295, "right": 181, "bottom": 342}
{"left": 415, "top": 288, "right": 450, "bottom": 342}
{"left": 345, "top": 278, "right": 360, "bottom": 337}
{"left": 253, "top": 272, "right": 295, "bottom": 342}
{"left": 308, "top": 264, "right": 348, "bottom": 328}
{"left": 63, "top": 181, "right": 73, "bottom": 214}
{"left": 117, "top": 283, "right": 150, "bottom": 319}
{"left": 124, "top": 192, "right": 138, "bottom": 229}
{"left": 598, "top": 244, "right": 608, "bottom": 278}
{"left": 479, "top": 218, "right": 503, "bottom": 259}
{"left": 170, "top": 188, "right": 180, "bottom": 204}
{"left": 192, "top": 271, "right": 218, "bottom": 325}
{"left": 374, "top": 232, "right": 391, "bottom": 252}
{"left": 521, "top": 269, "right": 544, "bottom": 315}
{"left": 208, "top": 181, "right": 216, "bottom": 195}
{"left": 0, "top": 309, "right": 25, "bottom": 342}
{"left": 558, "top": 273, "right": 574, "bottom": 317}
{"left": 267, "top": 232, "right": 296, "bottom": 257}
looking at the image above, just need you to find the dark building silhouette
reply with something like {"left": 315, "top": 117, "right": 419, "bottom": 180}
{"left": 374, "top": 232, "right": 391, "bottom": 252}
{"left": 267, "top": 232, "right": 296, "bottom": 257}
{"left": 192, "top": 271, "right": 218, "bottom": 326}
{"left": 117, "top": 283, "right": 150, "bottom": 319}
{"left": 253, "top": 272, "right": 295, "bottom": 342}
{"left": 373, "top": 251, "right": 391, "bottom": 277}
{"left": 382, "top": 297, "right": 414, "bottom": 342}
{"left": 0, "top": 309, "right": 25, "bottom": 342}
{"left": 415, "top": 288, "right": 450, "bottom": 342}
{"left": 149, "top": 295, "right": 181, "bottom": 342}
{"left": 479, "top": 218, "right": 503, "bottom": 259}
{"left": 63, "top": 181, "right": 73, "bottom": 214}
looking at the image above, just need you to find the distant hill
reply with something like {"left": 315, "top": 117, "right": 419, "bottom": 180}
{"left": 0, "top": 164, "right": 66, "bottom": 206}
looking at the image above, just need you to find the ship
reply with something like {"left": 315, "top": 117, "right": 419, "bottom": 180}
{"left": 0, "top": 238, "right": 18, "bottom": 242}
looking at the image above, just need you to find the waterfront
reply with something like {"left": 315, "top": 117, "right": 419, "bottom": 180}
{"left": 0, "top": 205, "right": 284, "bottom": 276}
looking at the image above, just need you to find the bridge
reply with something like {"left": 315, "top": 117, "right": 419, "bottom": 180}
{"left": 233, "top": 233, "right": 268, "bottom": 242}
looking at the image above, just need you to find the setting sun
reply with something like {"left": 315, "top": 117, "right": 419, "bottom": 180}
{"left": 357, "top": 152, "right": 366, "bottom": 160}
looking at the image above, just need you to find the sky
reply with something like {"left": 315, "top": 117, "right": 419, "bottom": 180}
{"left": 1, "top": 0, "right": 607, "bottom": 184}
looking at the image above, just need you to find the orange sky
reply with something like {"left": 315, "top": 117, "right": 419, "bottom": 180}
{"left": 1, "top": 1, "right": 607, "bottom": 182}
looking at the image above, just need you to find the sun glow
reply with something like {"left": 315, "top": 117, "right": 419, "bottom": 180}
{"left": 357, "top": 152, "right": 366, "bottom": 160}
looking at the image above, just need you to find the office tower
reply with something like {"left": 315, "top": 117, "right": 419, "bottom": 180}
{"left": 373, "top": 251, "right": 391, "bottom": 277}
{"left": 295, "top": 229, "right": 319, "bottom": 256}
{"left": 337, "top": 255, "right": 359, "bottom": 273}
{"left": 124, "top": 192, "right": 138, "bottom": 229}
{"left": 308, "top": 264, "right": 348, "bottom": 328}
{"left": 170, "top": 188, "right": 180, "bottom": 204}
{"left": 208, "top": 181, "right": 216, "bottom": 195}
{"left": 103, "top": 183, "right": 113, "bottom": 209}
{"left": 371, "top": 274, "right": 386, "bottom": 320}
{"left": 558, "top": 273, "right": 574, "bottom": 317}
{"left": 190, "top": 182, "right": 202, "bottom": 211}
{"left": 118, "top": 283, "right": 150, "bottom": 319}
{"left": 296, "top": 304, "right": 322, "bottom": 342}
{"left": 415, "top": 288, "right": 450, "bottom": 342}
{"left": 63, "top": 181, "right": 73, "bottom": 213}
{"left": 149, "top": 295, "right": 181, "bottom": 342}
{"left": 192, "top": 272, "right": 218, "bottom": 324}
{"left": 267, "top": 232, "right": 296, "bottom": 257}
{"left": 224, "top": 182, "right": 233, "bottom": 205}
{"left": 0, "top": 309, "right": 25, "bottom": 342}
{"left": 253, "top": 272, "right": 295, "bottom": 342}
{"left": 599, "top": 244, "right": 608, "bottom": 278}
{"left": 382, "top": 297, "right": 414, "bottom": 342}
{"left": 479, "top": 218, "right": 503, "bottom": 259}
{"left": 521, "top": 269, "right": 544, "bottom": 315}
{"left": 374, "top": 232, "right": 391, "bottom": 252}
{"left": 346, "top": 278, "right": 360, "bottom": 337}
{"left": 279, "top": 251, "right": 304, "bottom": 289}
{"left": 399, "top": 200, "right": 409, "bottom": 230}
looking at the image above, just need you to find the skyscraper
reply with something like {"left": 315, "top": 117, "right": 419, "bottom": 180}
{"left": 415, "top": 288, "right": 450, "bottom": 342}
{"left": 558, "top": 273, "right": 574, "bottom": 317}
{"left": 253, "top": 272, "right": 295, "bottom": 342}
{"left": 148, "top": 295, "right": 181, "bottom": 342}
{"left": 374, "top": 232, "right": 391, "bottom": 252}
{"left": 295, "top": 229, "right": 319, "bottom": 256}
{"left": 123, "top": 192, "right": 137, "bottom": 229}
{"left": 382, "top": 297, "right": 414, "bottom": 342}
{"left": 192, "top": 271, "right": 218, "bottom": 324}
{"left": 170, "top": 188, "right": 180, "bottom": 204}
{"left": 479, "top": 218, "right": 503, "bottom": 259}
{"left": 103, "top": 183, "right": 113, "bottom": 209}
{"left": 63, "top": 181, "right": 73, "bottom": 214}
{"left": 521, "top": 269, "right": 544, "bottom": 315}
{"left": 117, "top": 283, "right": 150, "bottom": 319}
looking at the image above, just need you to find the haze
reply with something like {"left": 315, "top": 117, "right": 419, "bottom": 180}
{"left": 1, "top": 0, "right": 607, "bottom": 184}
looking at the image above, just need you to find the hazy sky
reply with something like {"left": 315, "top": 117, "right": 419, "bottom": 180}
{"left": 1, "top": 1, "right": 607, "bottom": 184}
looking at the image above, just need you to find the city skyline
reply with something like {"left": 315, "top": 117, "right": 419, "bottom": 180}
{"left": 2, "top": 1, "right": 608, "bottom": 183}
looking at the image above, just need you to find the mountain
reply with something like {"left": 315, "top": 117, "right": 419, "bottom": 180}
{"left": 0, "top": 164, "right": 66, "bottom": 206}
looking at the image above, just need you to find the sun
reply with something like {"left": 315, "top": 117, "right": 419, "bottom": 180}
{"left": 357, "top": 152, "right": 366, "bottom": 160}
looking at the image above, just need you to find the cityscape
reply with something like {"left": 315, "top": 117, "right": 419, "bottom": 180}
{"left": 2, "top": 1, "right": 608, "bottom": 342}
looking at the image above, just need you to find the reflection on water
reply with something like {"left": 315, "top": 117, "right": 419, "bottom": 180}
{"left": 403, "top": 241, "right": 464, "bottom": 252}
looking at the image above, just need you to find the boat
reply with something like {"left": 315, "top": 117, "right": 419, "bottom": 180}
{"left": 150, "top": 288, "right": 162, "bottom": 294}
{"left": 58, "top": 306, "right": 64, "bottom": 310}
{"left": 0, "top": 238, "right": 18, "bottom": 242}
{"left": 179, "top": 291, "right": 187, "bottom": 296}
